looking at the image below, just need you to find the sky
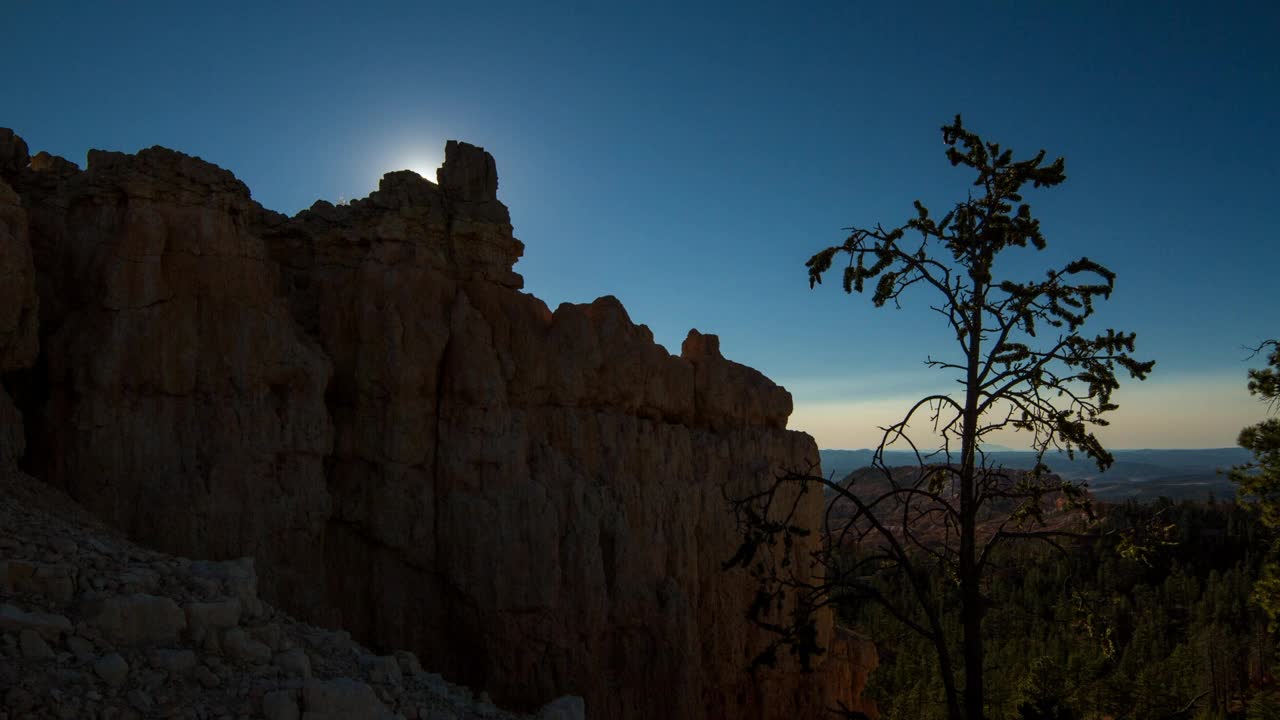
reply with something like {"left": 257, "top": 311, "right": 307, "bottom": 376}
{"left": 3, "top": 1, "right": 1277, "bottom": 450}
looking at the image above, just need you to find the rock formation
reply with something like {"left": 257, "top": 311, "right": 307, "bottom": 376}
{"left": 0, "top": 469, "right": 581, "bottom": 720}
{"left": 0, "top": 128, "right": 876, "bottom": 719}
{"left": 4, "top": 134, "right": 334, "bottom": 622}
{"left": 0, "top": 132, "right": 38, "bottom": 469}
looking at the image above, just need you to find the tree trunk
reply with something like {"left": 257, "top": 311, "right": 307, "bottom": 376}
{"left": 934, "top": 628, "right": 963, "bottom": 720}
{"left": 960, "top": 281, "right": 986, "bottom": 720}
{"left": 960, "top": 448, "right": 983, "bottom": 719}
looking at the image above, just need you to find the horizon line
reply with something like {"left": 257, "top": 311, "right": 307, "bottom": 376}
{"left": 821, "top": 446, "right": 1247, "bottom": 453}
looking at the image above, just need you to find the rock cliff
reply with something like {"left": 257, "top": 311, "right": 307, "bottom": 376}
{"left": 0, "top": 132, "right": 38, "bottom": 469}
{"left": 0, "top": 128, "right": 875, "bottom": 719}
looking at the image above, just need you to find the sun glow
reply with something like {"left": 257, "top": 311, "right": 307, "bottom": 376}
{"left": 393, "top": 150, "right": 443, "bottom": 183}
{"left": 369, "top": 138, "right": 445, "bottom": 186}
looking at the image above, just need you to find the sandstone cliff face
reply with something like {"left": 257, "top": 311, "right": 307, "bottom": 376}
{"left": 0, "top": 131, "right": 38, "bottom": 468}
{"left": 4, "top": 138, "right": 334, "bottom": 624}
{"left": 0, "top": 129, "right": 875, "bottom": 719}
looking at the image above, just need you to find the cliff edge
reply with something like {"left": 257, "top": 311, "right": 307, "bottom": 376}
{"left": 0, "top": 128, "right": 876, "bottom": 719}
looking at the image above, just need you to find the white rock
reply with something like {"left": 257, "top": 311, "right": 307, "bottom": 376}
{"left": 93, "top": 652, "right": 130, "bottom": 687}
{"left": 262, "top": 689, "right": 300, "bottom": 720}
{"left": 82, "top": 593, "right": 186, "bottom": 645}
{"left": 394, "top": 651, "right": 423, "bottom": 677}
{"left": 184, "top": 598, "right": 241, "bottom": 643}
{"left": 473, "top": 691, "right": 498, "bottom": 714}
{"left": 273, "top": 647, "right": 312, "bottom": 679}
{"left": 66, "top": 635, "right": 95, "bottom": 663}
{"left": 222, "top": 627, "right": 272, "bottom": 664}
{"left": 195, "top": 664, "right": 220, "bottom": 688}
{"left": 4, "top": 560, "right": 75, "bottom": 601}
{"left": 537, "top": 695, "right": 586, "bottom": 720}
{"left": 360, "top": 654, "right": 403, "bottom": 685}
{"left": 126, "top": 688, "right": 152, "bottom": 711}
{"left": 302, "top": 678, "right": 390, "bottom": 720}
{"left": 18, "top": 628, "right": 54, "bottom": 660}
{"left": 0, "top": 604, "right": 71, "bottom": 640}
{"left": 249, "top": 622, "right": 285, "bottom": 651}
{"left": 419, "top": 673, "right": 449, "bottom": 695}
{"left": 149, "top": 648, "right": 197, "bottom": 675}
{"left": 189, "top": 558, "right": 262, "bottom": 618}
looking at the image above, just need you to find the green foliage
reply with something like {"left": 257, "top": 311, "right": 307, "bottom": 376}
{"left": 803, "top": 117, "right": 1154, "bottom": 471}
{"left": 1248, "top": 690, "right": 1280, "bottom": 720}
{"left": 1231, "top": 340, "right": 1280, "bottom": 626}
{"left": 1014, "top": 658, "right": 1078, "bottom": 720}
{"left": 856, "top": 501, "right": 1276, "bottom": 720}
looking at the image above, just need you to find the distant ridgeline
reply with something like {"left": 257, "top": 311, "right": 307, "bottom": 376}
{"left": 820, "top": 448, "right": 1254, "bottom": 502}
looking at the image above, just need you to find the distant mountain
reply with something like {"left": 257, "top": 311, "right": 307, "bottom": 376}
{"left": 819, "top": 447, "right": 1254, "bottom": 503}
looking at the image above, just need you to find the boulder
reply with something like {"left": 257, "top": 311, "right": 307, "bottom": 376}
{"left": 222, "top": 627, "right": 272, "bottom": 664}
{"left": 18, "top": 628, "right": 54, "bottom": 659}
{"left": 2, "top": 559, "right": 75, "bottom": 602}
{"left": 302, "top": 678, "right": 390, "bottom": 720}
{"left": 93, "top": 652, "right": 130, "bottom": 687}
{"left": 537, "top": 696, "right": 585, "bottom": 720}
{"left": 0, "top": 604, "right": 71, "bottom": 641}
{"left": 149, "top": 648, "right": 198, "bottom": 675}
{"left": 263, "top": 689, "right": 301, "bottom": 720}
{"left": 274, "top": 647, "right": 312, "bottom": 679}
{"left": 82, "top": 593, "right": 186, "bottom": 646}
{"left": 184, "top": 598, "right": 241, "bottom": 644}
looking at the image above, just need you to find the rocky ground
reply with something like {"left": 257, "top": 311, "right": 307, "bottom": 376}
{"left": 0, "top": 469, "right": 583, "bottom": 720}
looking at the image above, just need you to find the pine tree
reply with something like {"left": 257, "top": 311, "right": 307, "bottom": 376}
{"left": 1232, "top": 341, "right": 1280, "bottom": 626}
{"left": 726, "top": 116, "right": 1154, "bottom": 720}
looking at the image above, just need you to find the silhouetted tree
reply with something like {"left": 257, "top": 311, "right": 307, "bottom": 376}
{"left": 1232, "top": 340, "right": 1280, "bottom": 627}
{"left": 726, "top": 116, "right": 1154, "bottom": 720}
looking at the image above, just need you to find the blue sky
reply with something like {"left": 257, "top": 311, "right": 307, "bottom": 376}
{"left": 4, "top": 1, "right": 1277, "bottom": 449}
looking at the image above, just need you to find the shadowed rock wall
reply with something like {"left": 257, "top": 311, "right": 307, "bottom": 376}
{"left": 2, "top": 134, "right": 334, "bottom": 618}
{"left": 0, "top": 132, "right": 39, "bottom": 468}
{"left": 0, "top": 128, "right": 875, "bottom": 720}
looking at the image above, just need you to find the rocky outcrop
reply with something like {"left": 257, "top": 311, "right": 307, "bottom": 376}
{"left": 0, "top": 129, "right": 875, "bottom": 719}
{"left": 0, "top": 469, "right": 579, "bottom": 720}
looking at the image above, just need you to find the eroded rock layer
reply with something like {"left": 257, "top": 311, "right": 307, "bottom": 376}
{"left": 0, "top": 129, "right": 874, "bottom": 719}
{"left": 0, "top": 132, "right": 38, "bottom": 468}
{"left": 4, "top": 135, "right": 334, "bottom": 622}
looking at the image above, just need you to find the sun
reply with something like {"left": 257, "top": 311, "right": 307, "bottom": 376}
{"left": 400, "top": 155, "right": 442, "bottom": 183}
{"left": 373, "top": 140, "right": 444, "bottom": 185}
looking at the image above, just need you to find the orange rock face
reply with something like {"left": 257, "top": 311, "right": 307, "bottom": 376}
{"left": 0, "top": 131, "right": 875, "bottom": 719}
{"left": 0, "top": 130, "right": 39, "bottom": 467}
{"left": 6, "top": 138, "right": 334, "bottom": 623}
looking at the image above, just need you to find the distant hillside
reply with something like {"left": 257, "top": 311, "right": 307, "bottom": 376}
{"left": 819, "top": 447, "right": 1254, "bottom": 502}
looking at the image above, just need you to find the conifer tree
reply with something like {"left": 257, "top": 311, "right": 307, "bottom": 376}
{"left": 1232, "top": 341, "right": 1280, "bottom": 626}
{"left": 726, "top": 116, "right": 1154, "bottom": 720}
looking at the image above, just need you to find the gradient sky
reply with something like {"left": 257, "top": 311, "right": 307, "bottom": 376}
{"left": 4, "top": 1, "right": 1277, "bottom": 449}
